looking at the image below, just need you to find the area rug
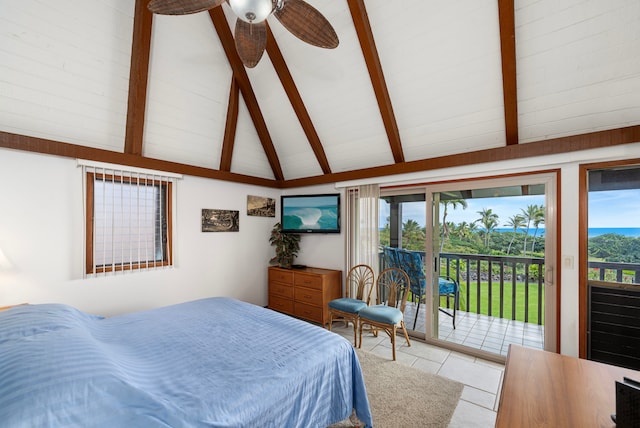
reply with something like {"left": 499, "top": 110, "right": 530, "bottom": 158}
{"left": 331, "top": 349, "right": 464, "bottom": 428}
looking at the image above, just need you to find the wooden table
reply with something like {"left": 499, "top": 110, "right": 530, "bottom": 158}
{"left": 496, "top": 345, "right": 640, "bottom": 427}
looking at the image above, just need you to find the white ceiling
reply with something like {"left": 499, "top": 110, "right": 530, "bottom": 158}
{"left": 1, "top": 0, "right": 639, "bottom": 182}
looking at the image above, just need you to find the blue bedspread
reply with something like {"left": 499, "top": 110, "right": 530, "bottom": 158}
{"left": 0, "top": 298, "right": 372, "bottom": 427}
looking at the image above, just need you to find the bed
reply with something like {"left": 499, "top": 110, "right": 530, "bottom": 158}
{"left": 0, "top": 297, "right": 372, "bottom": 427}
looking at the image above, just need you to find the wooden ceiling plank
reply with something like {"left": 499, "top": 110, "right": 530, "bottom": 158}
{"left": 124, "top": 0, "right": 153, "bottom": 156}
{"left": 208, "top": 7, "right": 285, "bottom": 181}
{"left": 0, "top": 131, "right": 278, "bottom": 187}
{"left": 265, "top": 24, "right": 332, "bottom": 174}
{"left": 347, "top": 0, "right": 404, "bottom": 163}
{"left": 498, "top": 0, "right": 519, "bottom": 146}
{"left": 220, "top": 77, "right": 240, "bottom": 172}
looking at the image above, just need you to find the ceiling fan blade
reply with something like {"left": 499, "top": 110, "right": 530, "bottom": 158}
{"left": 235, "top": 20, "right": 267, "bottom": 68}
{"left": 147, "top": 0, "right": 224, "bottom": 15}
{"left": 274, "top": 0, "right": 339, "bottom": 49}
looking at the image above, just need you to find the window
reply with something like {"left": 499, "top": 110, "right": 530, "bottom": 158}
{"left": 587, "top": 165, "right": 640, "bottom": 284}
{"left": 83, "top": 164, "right": 176, "bottom": 275}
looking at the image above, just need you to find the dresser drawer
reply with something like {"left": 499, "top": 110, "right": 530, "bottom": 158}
{"left": 268, "top": 266, "right": 341, "bottom": 326}
{"left": 294, "top": 273, "right": 323, "bottom": 290}
{"left": 269, "top": 295, "right": 294, "bottom": 314}
{"left": 269, "top": 268, "right": 294, "bottom": 285}
{"left": 294, "top": 302, "right": 323, "bottom": 324}
{"left": 269, "top": 282, "right": 294, "bottom": 299}
{"left": 294, "top": 287, "right": 322, "bottom": 306}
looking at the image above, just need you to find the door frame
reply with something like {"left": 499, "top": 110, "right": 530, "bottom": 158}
{"left": 423, "top": 171, "right": 561, "bottom": 355}
{"left": 578, "top": 158, "right": 640, "bottom": 358}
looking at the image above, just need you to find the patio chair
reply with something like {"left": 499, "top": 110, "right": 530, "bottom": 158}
{"left": 395, "top": 249, "right": 460, "bottom": 330}
{"left": 382, "top": 246, "right": 399, "bottom": 270}
{"left": 438, "top": 276, "right": 459, "bottom": 329}
{"left": 358, "top": 267, "right": 411, "bottom": 361}
{"left": 327, "top": 264, "right": 375, "bottom": 346}
{"left": 395, "top": 249, "right": 426, "bottom": 329}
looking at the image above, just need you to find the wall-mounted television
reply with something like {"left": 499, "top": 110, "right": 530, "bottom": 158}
{"left": 281, "top": 193, "right": 341, "bottom": 234}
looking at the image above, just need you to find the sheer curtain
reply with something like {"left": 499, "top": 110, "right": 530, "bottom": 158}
{"left": 345, "top": 184, "right": 379, "bottom": 297}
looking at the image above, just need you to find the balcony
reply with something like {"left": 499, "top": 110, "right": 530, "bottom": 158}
{"left": 380, "top": 249, "right": 640, "bottom": 356}
{"left": 404, "top": 302, "right": 544, "bottom": 356}
{"left": 380, "top": 249, "right": 547, "bottom": 355}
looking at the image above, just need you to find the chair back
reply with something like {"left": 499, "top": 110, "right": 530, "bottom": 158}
{"left": 381, "top": 246, "right": 399, "bottom": 270}
{"left": 346, "top": 264, "right": 375, "bottom": 303}
{"left": 395, "top": 249, "right": 426, "bottom": 298}
{"left": 376, "top": 268, "right": 410, "bottom": 312}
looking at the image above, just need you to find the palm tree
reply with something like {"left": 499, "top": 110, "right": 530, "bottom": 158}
{"left": 504, "top": 214, "right": 525, "bottom": 254}
{"left": 530, "top": 206, "right": 545, "bottom": 253}
{"left": 477, "top": 208, "right": 499, "bottom": 249}
{"left": 521, "top": 204, "right": 540, "bottom": 255}
{"left": 402, "top": 219, "right": 425, "bottom": 251}
{"left": 454, "top": 221, "right": 473, "bottom": 240}
{"left": 440, "top": 199, "right": 468, "bottom": 252}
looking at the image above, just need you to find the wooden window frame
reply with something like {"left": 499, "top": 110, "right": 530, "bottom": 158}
{"left": 85, "top": 172, "right": 173, "bottom": 274}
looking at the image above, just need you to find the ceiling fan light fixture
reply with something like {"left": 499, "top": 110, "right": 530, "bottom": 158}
{"left": 229, "top": 0, "right": 274, "bottom": 23}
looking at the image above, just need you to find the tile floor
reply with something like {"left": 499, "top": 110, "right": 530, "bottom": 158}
{"left": 404, "top": 302, "right": 545, "bottom": 356}
{"left": 329, "top": 323, "right": 505, "bottom": 428}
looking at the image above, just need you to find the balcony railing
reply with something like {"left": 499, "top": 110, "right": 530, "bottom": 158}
{"left": 380, "top": 250, "right": 545, "bottom": 325}
{"left": 380, "top": 249, "right": 640, "bottom": 326}
{"left": 440, "top": 252, "right": 545, "bottom": 324}
{"left": 588, "top": 261, "right": 640, "bottom": 284}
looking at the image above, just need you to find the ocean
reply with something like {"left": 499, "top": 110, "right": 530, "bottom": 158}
{"left": 587, "top": 227, "right": 640, "bottom": 238}
{"left": 492, "top": 228, "right": 640, "bottom": 238}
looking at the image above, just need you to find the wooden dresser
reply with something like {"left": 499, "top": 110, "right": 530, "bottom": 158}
{"left": 268, "top": 266, "right": 342, "bottom": 326}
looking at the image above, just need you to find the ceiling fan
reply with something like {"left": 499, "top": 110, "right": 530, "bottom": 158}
{"left": 147, "top": 0, "right": 339, "bottom": 68}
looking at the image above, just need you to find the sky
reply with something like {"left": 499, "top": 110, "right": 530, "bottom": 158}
{"left": 379, "top": 189, "right": 640, "bottom": 229}
{"left": 587, "top": 189, "right": 640, "bottom": 228}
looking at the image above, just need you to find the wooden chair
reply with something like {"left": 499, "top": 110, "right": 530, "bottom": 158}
{"left": 358, "top": 267, "right": 411, "bottom": 360}
{"left": 327, "top": 264, "right": 375, "bottom": 346}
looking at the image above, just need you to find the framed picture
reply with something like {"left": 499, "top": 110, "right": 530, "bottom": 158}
{"left": 202, "top": 209, "right": 239, "bottom": 232}
{"left": 247, "top": 195, "right": 275, "bottom": 217}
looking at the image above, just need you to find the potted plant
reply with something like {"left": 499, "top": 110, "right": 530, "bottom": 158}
{"left": 269, "top": 222, "right": 300, "bottom": 269}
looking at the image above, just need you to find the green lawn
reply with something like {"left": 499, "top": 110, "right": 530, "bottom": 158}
{"left": 439, "top": 281, "right": 545, "bottom": 324}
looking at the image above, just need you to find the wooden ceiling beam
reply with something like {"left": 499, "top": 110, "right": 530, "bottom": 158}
{"left": 124, "top": 0, "right": 153, "bottom": 156}
{"left": 266, "top": 24, "right": 332, "bottom": 175}
{"left": 346, "top": 0, "right": 404, "bottom": 163}
{"left": 219, "top": 77, "right": 240, "bottom": 172}
{"left": 498, "top": 0, "right": 519, "bottom": 146}
{"left": 281, "top": 125, "right": 640, "bottom": 188}
{"left": 208, "top": 7, "right": 284, "bottom": 181}
{"left": 0, "top": 131, "right": 278, "bottom": 187}
{"left": 3, "top": 126, "right": 639, "bottom": 189}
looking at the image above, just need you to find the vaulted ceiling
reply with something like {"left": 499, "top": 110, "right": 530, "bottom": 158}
{"left": 1, "top": 0, "right": 639, "bottom": 188}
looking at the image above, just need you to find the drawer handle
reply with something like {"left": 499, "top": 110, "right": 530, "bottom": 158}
{"left": 304, "top": 294, "right": 312, "bottom": 299}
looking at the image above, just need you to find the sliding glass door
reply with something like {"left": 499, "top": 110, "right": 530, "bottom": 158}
{"left": 380, "top": 172, "right": 558, "bottom": 358}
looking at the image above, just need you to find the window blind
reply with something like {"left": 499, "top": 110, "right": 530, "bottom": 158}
{"left": 79, "top": 160, "right": 180, "bottom": 277}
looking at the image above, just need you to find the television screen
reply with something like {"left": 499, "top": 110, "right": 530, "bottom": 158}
{"left": 281, "top": 194, "right": 340, "bottom": 233}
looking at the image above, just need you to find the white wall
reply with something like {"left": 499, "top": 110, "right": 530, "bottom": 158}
{"left": 0, "top": 149, "right": 345, "bottom": 315}
{"left": 0, "top": 148, "right": 281, "bottom": 316}
{"left": 336, "top": 142, "right": 640, "bottom": 357}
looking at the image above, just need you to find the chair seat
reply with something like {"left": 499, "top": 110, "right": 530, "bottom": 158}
{"left": 359, "top": 305, "right": 403, "bottom": 324}
{"left": 438, "top": 278, "right": 457, "bottom": 295}
{"left": 328, "top": 298, "right": 368, "bottom": 314}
